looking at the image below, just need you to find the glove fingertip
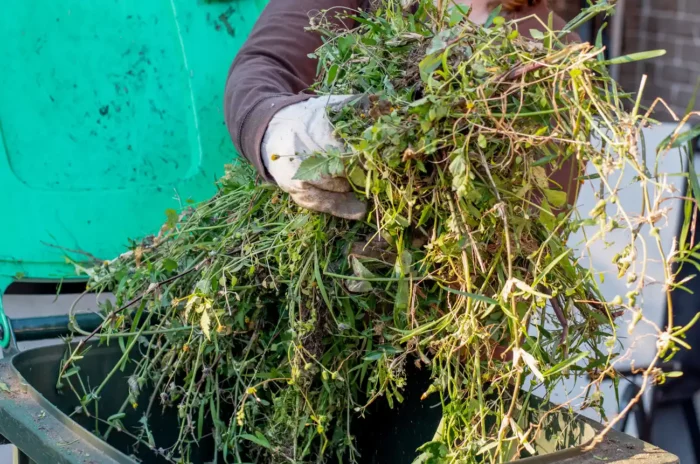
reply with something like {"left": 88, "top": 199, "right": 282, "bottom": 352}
{"left": 291, "top": 190, "right": 367, "bottom": 221}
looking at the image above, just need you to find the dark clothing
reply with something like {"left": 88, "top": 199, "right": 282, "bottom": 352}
{"left": 224, "top": 0, "right": 368, "bottom": 181}
{"left": 224, "top": 0, "right": 578, "bottom": 182}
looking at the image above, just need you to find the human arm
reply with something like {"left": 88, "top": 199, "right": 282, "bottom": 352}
{"left": 224, "top": 0, "right": 368, "bottom": 219}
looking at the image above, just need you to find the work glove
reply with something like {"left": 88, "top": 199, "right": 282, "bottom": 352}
{"left": 262, "top": 95, "right": 367, "bottom": 221}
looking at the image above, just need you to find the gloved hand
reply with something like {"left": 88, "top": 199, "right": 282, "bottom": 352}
{"left": 262, "top": 95, "right": 367, "bottom": 221}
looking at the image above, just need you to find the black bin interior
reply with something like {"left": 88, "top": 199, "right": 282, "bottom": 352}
{"left": 13, "top": 343, "right": 204, "bottom": 463}
{"left": 11, "top": 342, "right": 443, "bottom": 463}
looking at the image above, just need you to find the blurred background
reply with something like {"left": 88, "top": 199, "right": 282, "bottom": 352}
{"left": 551, "top": 2, "right": 700, "bottom": 463}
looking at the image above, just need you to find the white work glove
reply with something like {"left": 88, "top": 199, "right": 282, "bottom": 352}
{"left": 262, "top": 95, "right": 367, "bottom": 221}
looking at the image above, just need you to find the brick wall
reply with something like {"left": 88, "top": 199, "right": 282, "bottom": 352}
{"left": 617, "top": 0, "right": 700, "bottom": 120}
{"left": 550, "top": 0, "right": 581, "bottom": 21}
{"left": 549, "top": 0, "right": 700, "bottom": 120}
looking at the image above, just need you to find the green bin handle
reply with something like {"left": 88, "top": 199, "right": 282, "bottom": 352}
{"left": 0, "top": 279, "right": 11, "bottom": 350}
{"left": 0, "top": 312, "right": 9, "bottom": 350}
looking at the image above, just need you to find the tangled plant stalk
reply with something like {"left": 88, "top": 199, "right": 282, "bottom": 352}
{"left": 60, "top": 1, "right": 700, "bottom": 463}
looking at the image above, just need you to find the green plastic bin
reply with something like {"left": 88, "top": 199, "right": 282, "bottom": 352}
{"left": 0, "top": 0, "right": 267, "bottom": 347}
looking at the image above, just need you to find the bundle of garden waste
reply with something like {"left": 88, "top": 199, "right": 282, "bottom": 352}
{"left": 60, "top": 1, "right": 700, "bottom": 463}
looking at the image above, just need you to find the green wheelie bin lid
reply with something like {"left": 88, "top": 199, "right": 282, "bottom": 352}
{"left": 0, "top": 0, "right": 268, "bottom": 346}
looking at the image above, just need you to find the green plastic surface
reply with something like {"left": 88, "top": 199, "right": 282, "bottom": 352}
{"left": 0, "top": 0, "right": 267, "bottom": 344}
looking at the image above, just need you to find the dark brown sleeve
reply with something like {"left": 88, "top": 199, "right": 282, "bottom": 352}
{"left": 225, "top": 0, "right": 365, "bottom": 181}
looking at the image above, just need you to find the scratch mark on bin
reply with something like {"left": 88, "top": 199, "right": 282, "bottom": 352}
{"left": 169, "top": 0, "right": 203, "bottom": 163}
{"left": 218, "top": 7, "right": 237, "bottom": 38}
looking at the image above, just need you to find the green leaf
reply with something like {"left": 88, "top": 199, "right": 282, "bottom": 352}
{"left": 162, "top": 258, "right": 178, "bottom": 273}
{"left": 484, "top": 4, "right": 502, "bottom": 28}
{"left": 600, "top": 49, "right": 666, "bottom": 66}
{"left": 351, "top": 257, "right": 376, "bottom": 279}
{"left": 659, "top": 126, "right": 700, "bottom": 152}
{"left": 417, "top": 204, "right": 433, "bottom": 227}
{"left": 533, "top": 249, "right": 572, "bottom": 286}
{"left": 492, "top": 16, "right": 505, "bottom": 26}
{"left": 347, "top": 255, "right": 374, "bottom": 293}
{"left": 63, "top": 367, "right": 81, "bottom": 378}
{"left": 364, "top": 344, "right": 403, "bottom": 361}
{"left": 532, "top": 166, "right": 549, "bottom": 189}
{"left": 395, "top": 214, "right": 410, "bottom": 228}
{"left": 346, "top": 279, "right": 373, "bottom": 294}
{"left": 687, "top": 145, "right": 700, "bottom": 204}
{"left": 440, "top": 284, "right": 499, "bottom": 305}
{"left": 165, "top": 209, "right": 179, "bottom": 230}
{"left": 416, "top": 441, "right": 449, "bottom": 462}
{"left": 293, "top": 155, "right": 344, "bottom": 181}
{"left": 326, "top": 64, "right": 339, "bottom": 84}
{"left": 395, "top": 280, "right": 409, "bottom": 310}
{"left": 363, "top": 351, "right": 384, "bottom": 361}
{"left": 427, "top": 30, "right": 452, "bottom": 54}
{"left": 419, "top": 53, "right": 442, "bottom": 80}
{"left": 529, "top": 29, "right": 545, "bottom": 40}
{"left": 543, "top": 351, "right": 590, "bottom": 377}
{"left": 313, "top": 250, "right": 333, "bottom": 310}
{"left": 679, "top": 192, "right": 693, "bottom": 250}
{"left": 543, "top": 189, "right": 568, "bottom": 208}
{"left": 348, "top": 166, "right": 366, "bottom": 187}
{"left": 532, "top": 153, "right": 557, "bottom": 167}
{"left": 449, "top": 155, "right": 466, "bottom": 177}
{"left": 293, "top": 156, "right": 328, "bottom": 181}
{"left": 337, "top": 36, "right": 355, "bottom": 57}
{"left": 595, "top": 22, "right": 607, "bottom": 62}
{"left": 239, "top": 432, "right": 272, "bottom": 450}
{"left": 449, "top": 5, "right": 469, "bottom": 26}
{"left": 348, "top": 15, "right": 380, "bottom": 32}
{"left": 107, "top": 413, "right": 126, "bottom": 422}
{"left": 478, "top": 134, "right": 487, "bottom": 149}
{"left": 201, "top": 311, "right": 211, "bottom": 341}
{"left": 375, "top": 344, "right": 404, "bottom": 355}
{"left": 539, "top": 199, "right": 556, "bottom": 232}
{"left": 544, "top": 15, "right": 553, "bottom": 49}
{"left": 0, "top": 382, "right": 10, "bottom": 393}
{"left": 326, "top": 153, "right": 345, "bottom": 177}
{"left": 476, "top": 441, "right": 500, "bottom": 456}
{"left": 198, "top": 401, "right": 205, "bottom": 440}
{"left": 409, "top": 96, "right": 434, "bottom": 107}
